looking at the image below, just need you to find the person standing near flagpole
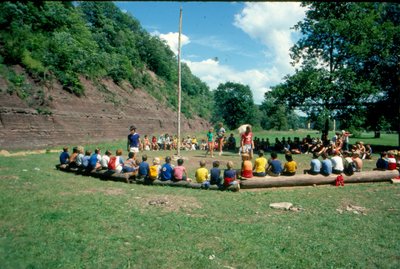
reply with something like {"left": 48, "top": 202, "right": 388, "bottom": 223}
{"left": 241, "top": 125, "right": 254, "bottom": 159}
{"left": 217, "top": 122, "right": 226, "bottom": 156}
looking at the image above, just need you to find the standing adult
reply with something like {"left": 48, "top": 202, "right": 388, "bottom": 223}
{"left": 342, "top": 130, "right": 352, "bottom": 151}
{"left": 217, "top": 122, "right": 226, "bottom": 156}
{"left": 127, "top": 125, "right": 140, "bottom": 154}
{"left": 241, "top": 125, "right": 254, "bottom": 159}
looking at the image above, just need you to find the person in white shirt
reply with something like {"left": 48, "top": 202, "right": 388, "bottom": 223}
{"left": 331, "top": 150, "right": 344, "bottom": 174}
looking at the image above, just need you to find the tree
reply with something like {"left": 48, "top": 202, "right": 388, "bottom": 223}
{"left": 213, "top": 82, "right": 258, "bottom": 130}
{"left": 268, "top": 2, "right": 399, "bottom": 145}
{"left": 260, "top": 91, "right": 301, "bottom": 131}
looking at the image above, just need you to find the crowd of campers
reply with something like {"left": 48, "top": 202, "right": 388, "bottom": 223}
{"left": 59, "top": 136, "right": 399, "bottom": 187}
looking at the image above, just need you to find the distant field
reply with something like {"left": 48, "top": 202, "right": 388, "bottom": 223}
{"left": 0, "top": 130, "right": 400, "bottom": 268}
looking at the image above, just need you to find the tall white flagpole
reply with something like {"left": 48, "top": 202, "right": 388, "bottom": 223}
{"left": 177, "top": 7, "right": 182, "bottom": 157}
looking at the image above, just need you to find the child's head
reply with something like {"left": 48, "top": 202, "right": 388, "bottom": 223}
{"left": 85, "top": 150, "right": 91, "bottom": 156}
{"left": 212, "top": 160, "right": 220, "bottom": 168}
{"left": 105, "top": 150, "right": 112, "bottom": 156}
{"left": 177, "top": 158, "right": 184, "bottom": 166}
{"left": 165, "top": 156, "right": 171, "bottom": 163}
{"left": 258, "top": 150, "right": 264, "bottom": 157}
{"left": 246, "top": 126, "right": 251, "bottom": 133}
{"left": 142, "top": 154, "right": 148, "bottom": 161}
{"left": 227, "top": 161, "right": 234, "bottom": 169}
{"left": 128, "top": 152, "right": 135, "bottom": 159}
{"left": 271, "top": 152, "right": 278, "bottom": 159}
{"left": 63, "top": 146, "right": 68, "bottom": 152}
{"left": 209, "top": 127, "right": 213, "bottom": 132}
{"left": 312, "top": 152, "right": 319, "bottom": 159}
{"left": 153, "top": 157, "right": 160, "bottom": 165}
{"left": 285, "top": 153, "right": 293, "bottom": 162}
{"left": 116, "top": 149, "right": 123, "bottom": 156}
{"left": 352, "top": 152, "right": 360, "bottom": 158}
{"left": 95, "top": 148, "right": 101, "bottom": 154}
{"left": 135, "top": 159, "right": 141, "bottom": 165}
{"left": 72, "top": 147, "right": 78, "bottom": 153}
{"left": 380, "top": 151, "right": 387, "bottom": 158}
{"left": 241, "top": 153, "right": 250, "bottom": 161}
{"left": 343, "top": 151, "right": 351, "bottom": 157}
{"left": 77, "top": 146, "right": 84, "bottom": 154}
{"left": 200, "top": 160, "right": 206, "bottom": 167}
{"left": 321, "top": 152, "right": 328, "bottom": 160}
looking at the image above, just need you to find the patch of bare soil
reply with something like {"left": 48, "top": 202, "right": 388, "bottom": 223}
{"left": 137, "top": 194, "right": 202, "bottom": 213}
{"left": 0, "top": 175, "right": 19, "bottom": 180}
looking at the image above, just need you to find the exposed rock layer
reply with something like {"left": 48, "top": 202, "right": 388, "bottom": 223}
{"left": 0, "top": 68, "right": 210, "bottom": 150}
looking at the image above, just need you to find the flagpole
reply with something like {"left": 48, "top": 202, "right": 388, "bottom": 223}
{"left": 177, "top": 7, "right": 182, "bottom": 157}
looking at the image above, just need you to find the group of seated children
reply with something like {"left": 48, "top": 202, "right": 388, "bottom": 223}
{"left": 375, "top": 151, "right": 399, "bottom": 171}
{"left": 238, "top": 147, "right": 394, "bottom": 179}
{"left": 239, "top": 150, "right": 298, "bottom": 178}
{"left": 59, "top": 146, "right": 145, "bottom": 175}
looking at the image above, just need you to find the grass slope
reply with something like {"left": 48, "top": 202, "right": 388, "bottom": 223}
{"left": 1, "top": 143, "right": 400, "bottom": 268}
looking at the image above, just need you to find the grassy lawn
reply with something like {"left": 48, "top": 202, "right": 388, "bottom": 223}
{"left": 1, "top": 131, "right": 399, "bottom": 268}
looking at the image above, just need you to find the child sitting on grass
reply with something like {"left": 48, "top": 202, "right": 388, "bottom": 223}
{"left": 75, "top": 146, "right": 84, "bottom": 167}
{"left": 122, "top": 152, "right": 138, "bottom": 173}
{"left": 253, "top": 150, "right": 267, "bottom": 177}
{"left": 82, "top": 150, "right": 92, "bottom": 168}
{"left": 68, "top": 147, "right": 79, "bottom": 167}
{"left": 210, "top": 161, "right": 222, "bottom": 187}
{"left": 108, "top": 149, "right": 124, "bottom": 173}
{"left": 148, "top": 157, "right": 161, "bottom": 182}
{"left": 241, "top": 153, "right": 253, "bottom": 179}
{"left": 100, "top": 150, "right": 112, "bottom": 170}
{"left": 160, "top": 156, "right": 174, "bottom": 181}
{"left": 387, "top": 151, "right": 397, "bottom": 170}
{"left": 375, "top": 151, "right": 389, "bottom": 170}
{"left": 138, "top": 154, "right": 150, "bottom": 179}
{"left": 195, "top": 160, "right": 209, "bottom": 184}
{"left": 266, "top": 152, "right": 282, "bottom": 176}
{"left": 89, "top": 148, "right": 102, "bottom": 170}
{"left": 303, "top": 152, "right": 321, "bottom": 175}
{"left": 320, "top": 152, "right": 332, "bottom": 176}
{"left": 59, "top": 147, "right": 70, "bottom": 165}
{"left": 223, "top": 161, "right": 238, "bottom": 187}
{"left": 282, "top": 153, "right": 297, "bottom": 176}
{"left": 173, "top": 158, "right": 188, "bottom": 182}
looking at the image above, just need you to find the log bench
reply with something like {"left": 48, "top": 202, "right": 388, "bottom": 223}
{"left": 56, "top": 164, "right": 239, "bottom": 191}
{"left": 239, "top": 170, "right": 399, "bottom": 189}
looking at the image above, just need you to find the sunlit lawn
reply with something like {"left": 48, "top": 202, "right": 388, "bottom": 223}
{"left": 0, "top": 131, "right": 399, "bottom": 268}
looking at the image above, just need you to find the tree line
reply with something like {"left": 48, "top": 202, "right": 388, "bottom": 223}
{"left": 0, "top": 2, "right": 399, "bottom": 142}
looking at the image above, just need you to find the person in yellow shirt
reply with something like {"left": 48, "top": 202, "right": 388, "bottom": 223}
{"left": 282, "top": 153, "right": 297, "bottom": 176}
{"left": 195, "top": 160, "right": 209, "bottom": 183}
{"left": 253, "top": 150, "right": 267, "bottom": 177}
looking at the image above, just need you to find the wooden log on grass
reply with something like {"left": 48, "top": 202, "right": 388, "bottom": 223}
{"left": 56, "top": 164, "right": 133, "bottom": 183}
{"left": 240, "top": 170, "right": 399, "bottom": 189}
{"left": 135, "top": 178, "right": 239, "bottom": 191}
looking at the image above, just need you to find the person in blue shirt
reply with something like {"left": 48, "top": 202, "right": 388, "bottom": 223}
{"left": 267, "top": 152, "right": 283, "bottom": 176}
{"left": 210, "top": 160, "right": 222, "bottom": 187}
{"left": 160, "top": 156, "right": 174, "bottom": 181}
{"left": 127, "top": 125, "right": 141, "bottom": 154}
{"left": 59, "top": 147, "right": 70, "bottom": 165}
{"left": 138, "top": 154, "right": 150, "bottom": 179}
{"left": 320, "top": 152, "right": 333, "bottom": 176}
{"left": 304, "top": 152, "right": 321, "bottom": 175}
{"left": 375, "top": 152, "right": 389, "bottom": 170}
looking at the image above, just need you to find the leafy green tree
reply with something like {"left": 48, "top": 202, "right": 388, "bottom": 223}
{"left": 267, "top": 2, "right": 399, "bottom": 144}
{"left": 213, "top": 82, "right": 258, "bottom": 130}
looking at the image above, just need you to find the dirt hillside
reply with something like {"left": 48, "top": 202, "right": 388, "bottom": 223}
{"left": 0, "top": 67, "right": 210, "bottom": 150}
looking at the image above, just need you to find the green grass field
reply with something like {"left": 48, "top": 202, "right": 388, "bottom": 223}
{"left": 1, "top": 132, "right": 399, "bottom": 268}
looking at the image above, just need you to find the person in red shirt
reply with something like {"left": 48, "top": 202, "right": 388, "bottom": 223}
{"left": 241, "top": 126, "right": 255, "bottom": 159}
